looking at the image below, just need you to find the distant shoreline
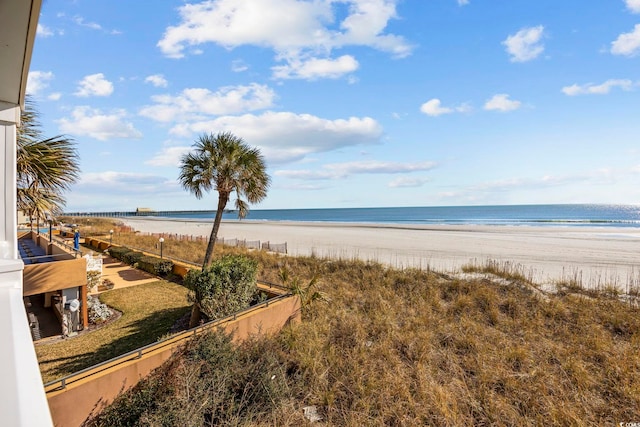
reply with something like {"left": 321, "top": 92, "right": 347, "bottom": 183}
{"left": 67, "top": 204, "right": 640, "bottom": 228}
{"left": 120, "top": 217, "right": 640, "bottom": 288}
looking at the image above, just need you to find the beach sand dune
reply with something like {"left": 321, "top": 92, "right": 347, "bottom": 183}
{"left": 121, "top": 218, "right": 640, "bottom": 288}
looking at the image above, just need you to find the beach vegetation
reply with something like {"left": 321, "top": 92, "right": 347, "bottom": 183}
{"left": 461, "top": 258, "right": 534, "bottom": 284}
{"left": 17, "top": 97, "right": 80, "bottom": 221}
{"left": 279, "top": 265, "right": 326, "bottom": 314}
{"left": 85, "top": 243, "right": 640, "bottom": 426}
{"left": 184, "top": 255, "right": 258, "bottom": 327}
{"left": 85, "top": 330, "right": 291, "bottom": 427}
{"left": 178, "top": 131, "right": 270, "bottom": 269}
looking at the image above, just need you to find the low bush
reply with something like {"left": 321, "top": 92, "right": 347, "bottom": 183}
{"left": 122, "top": 251, "right": 144, "bottom": 266}
{"left": 138, "top": 255, "right": 174, "bottom": 276}
{"left": 184, "top": 255, "right": 258, "bottom": 321}
{"left": 108, "top": 246, "right": 131, "bottom": 261}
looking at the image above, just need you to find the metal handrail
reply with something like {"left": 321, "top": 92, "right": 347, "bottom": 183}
{"left": 19, "top": 233, "right": 82, "bottom": 258}
{"left": 50, "top": 235, "right": 83, "bottom": 258}
{"left": 43, "top": 291, "right": 293, "bottom": 392}
{"left": 257, "top": 279, "right": 291, "bottom": 293}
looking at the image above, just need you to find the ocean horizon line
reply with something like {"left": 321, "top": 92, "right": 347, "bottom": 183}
{"left": 65, "top": 202, "right": 639, "bottom": 214}
{"left": 65, "top": 204, "right": 640, "bottom": 229}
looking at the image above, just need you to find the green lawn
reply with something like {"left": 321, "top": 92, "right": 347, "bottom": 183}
{"left": 36, "top": 281, "right": 191, "bottom": 384}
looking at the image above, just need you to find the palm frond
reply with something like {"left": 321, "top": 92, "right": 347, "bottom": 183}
{"left": 16, "top": 97, "right": 80, "bottom": 216}
{"left": 178, "top": 131, "right": 271, "bottom": 267}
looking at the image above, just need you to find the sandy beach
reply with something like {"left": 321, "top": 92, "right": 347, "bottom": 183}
{"left": 120, "top": 217, "right": 640, "bottom": 288}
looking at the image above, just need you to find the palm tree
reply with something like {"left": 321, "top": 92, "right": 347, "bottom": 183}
{"left": 179, "top": 132, "right": 270, "bottom": 268}
{"left": 17, "top": 98, "right": 80, "bottom": 223}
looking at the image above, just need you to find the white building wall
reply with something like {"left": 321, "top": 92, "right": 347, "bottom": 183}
{"left": 0, "top": 105, "right": 53, "bottom": 426}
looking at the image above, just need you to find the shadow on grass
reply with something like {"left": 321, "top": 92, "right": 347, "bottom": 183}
{"left": 43, "top": 306, "right": 190, "bottom": 383}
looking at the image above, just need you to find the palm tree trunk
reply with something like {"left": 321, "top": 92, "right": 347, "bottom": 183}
{"left": 202, "top": 192, "right": 229, "bottom": 268}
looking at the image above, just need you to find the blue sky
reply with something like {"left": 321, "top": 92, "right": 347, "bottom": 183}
{"left": 27, "top": 0, "right": 640, "bottom": 212}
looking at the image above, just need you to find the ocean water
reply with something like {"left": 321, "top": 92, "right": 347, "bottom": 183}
{"left": 144, "top": 204, "right": 640, "bottom": 228}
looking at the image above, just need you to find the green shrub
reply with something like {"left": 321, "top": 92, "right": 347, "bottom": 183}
{"left": 108, "top": 246, "right": 131, "bottom": 261}
{"left": 138, "top": 255, "right": 174, "bottom": 276}
{"left": 184, "top": 255, "right": 258, "bottom": 320}
{"left": 123, "top": 251, "right": 144, "bottom": 266}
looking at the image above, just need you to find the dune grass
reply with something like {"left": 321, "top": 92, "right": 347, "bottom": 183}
{"left": 36, "top": 281, "right": 190, "bottom": 384}
{"left": 84, "top": 242, "right": 640, "bottom": 425}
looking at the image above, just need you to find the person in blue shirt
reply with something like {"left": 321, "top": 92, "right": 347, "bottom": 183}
{"left": 73, "top": 229, "right": 80, "bottom": 251}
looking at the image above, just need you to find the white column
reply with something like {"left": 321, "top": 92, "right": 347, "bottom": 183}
{"left": 0, "top": 104, "right": 53, "bottom": 426}
{"left": 0, "top": 105, "right": 19, "bottom": 258}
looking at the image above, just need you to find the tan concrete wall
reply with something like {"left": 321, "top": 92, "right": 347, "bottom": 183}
{"left": 49, "top": 244, "right": 75, "bottom": 260}
{"left": 172, "top": 262, "right": 191, "bottom": 278}
{"left": 37, "top": 234, "right": 49, "bottom": 251}
{"left": 23, "top": 258, "right": 87, "bottom": 296}
{"left": 45, "top": 295, "right": 301, "bottom": 427}
{"left": 86, "top": 238, "right": 110, "bottom": 252}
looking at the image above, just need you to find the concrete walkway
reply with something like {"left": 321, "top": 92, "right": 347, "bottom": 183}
{"left": 92, "top": 255, "right": 158, "bottom": 294}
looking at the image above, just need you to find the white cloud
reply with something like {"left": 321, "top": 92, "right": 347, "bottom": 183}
{"left": 611, "top": 24, "right": 640, "bottom": 57}
{"left": 626, "top": 0, "right": 640, "bottom": 13}
{"left": 439, "top": 170, "right": 617, "bottom": 202}
{"left": 420, "top": 99, "right": 452, "bottom": 116}
{"left": 146, "top": 146, "right": 192, "bottom": 167}
{"left": 170, "top": 111, "right": 383, "bottom": 164}
{"left": 457, "top": 0, "right": 470, "bottom": 5}
{"left": 140, "top": 83, "right": 276, "bottom": 122}
{"left": 277, "top": 160, "right": 436, "bottom": 180}
{"left": 483, "top": 94, "right": 521, "bottom": 112}
{"left": 502, "top": 25, "right": 545, "bottom": 62}
{"left": 562, "top": 79, "right": 635, "bottom": 96}
{"left": 77, "top": 172, "right": 180, "bottom": 194}
{"left": 75, "top": 73, "right": 114, "bottom": 97}
{"left": 279, "top": 183, "right": 327, "bottom": 191}
{"left": 231, "top": 60, "right": 249, "bottom": 72}
{"left": 73, "top": 16, "right": 102, "bottom": 30}
{"left": 37, "top": 24, "right": 54, "bottom": 37}
{"left": 144, "top": 74, "right": 169, "bottom": 88}
{"left": 272, "top": 55, "right": 359, "bottom": 80}
{"left": 158, "top": 0, "right": 412, "bottom": 80}
{"left": 58, "top": 106, "right": 142, "bottom": 141}
{"left": 420, "top": 99, "right": 470, "bottom": 117}
{"left": 388, "top": 177, "right": 430, "bottom": 188}
{"left": 48, "top": 93, "right": 62, "bottom": 101}
{"left": 71, "top": 15, "right": 121, "bottom": 35}
{"left": 26, "top": 71, "right": 54, "bottom": 95}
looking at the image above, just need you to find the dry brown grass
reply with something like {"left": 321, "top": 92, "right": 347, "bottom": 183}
{"left": 73, "top": 220, "right": 640, "bottom": 425}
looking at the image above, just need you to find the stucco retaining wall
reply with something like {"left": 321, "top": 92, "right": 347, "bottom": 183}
{"left": 45, "top": 294, "right": 301, "bottom": 427}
